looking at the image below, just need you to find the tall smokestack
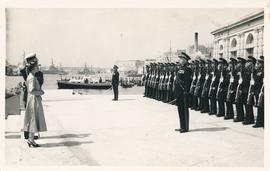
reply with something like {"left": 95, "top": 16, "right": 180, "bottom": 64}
{"left": 195, "top": 32, "right": 198, "bottom": 53}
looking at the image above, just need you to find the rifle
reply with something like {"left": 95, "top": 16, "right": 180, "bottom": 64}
{"left": 257, "top": 84, "right": 264, "bottom": 107}
{"left": 226, "top": 64, "right": 235, "bottom": 102}
{"left": 235, "top": 65, "right": 243, "bottom": 103}
{"left": 247, "top": 64, "right": 255, "bottom": 105}
{"left": 216, "top": 66, "right": 224, "bottom": 100}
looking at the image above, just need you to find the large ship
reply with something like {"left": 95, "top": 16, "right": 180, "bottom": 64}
{"left": 78, "top": 63, "right": 95, "bottom": 75}
{"left": 43, "top": 59, "right": 68, "bottom": 75}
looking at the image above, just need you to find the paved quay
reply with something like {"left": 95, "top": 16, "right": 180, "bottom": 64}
{"left": 5, "top": 89, "right": 264, "bottom": 166}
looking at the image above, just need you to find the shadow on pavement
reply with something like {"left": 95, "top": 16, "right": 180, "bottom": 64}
{"left": 5, "top": 133, "right": 91, "bottom": 139}
{"left": 190, "top": 127, "right": 229, "bottom": 132}
{"left": 40, "top": 133, "right": 91, "bottom": 139}
{"left": 40, "top": 141, "right": 94, "bottom": 148}
{"left": 117, "top": 99, "right": 136, "bottom": 101}
{"left": 5, "top": 135, "right": 21, "bottom": 139}
{"left": 5, "top": 131, "right": 21, "bottom": 134}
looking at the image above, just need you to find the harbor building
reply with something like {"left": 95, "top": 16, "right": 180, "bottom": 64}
{"left": 115, "top": 60, "right": 145, "bottom": 75}
{"left": 211, "top": 10, "right": 264, "bottom": 59}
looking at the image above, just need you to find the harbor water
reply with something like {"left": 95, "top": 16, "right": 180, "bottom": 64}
{"left": 6, "top": 74, "right": 145, "bottom": 95}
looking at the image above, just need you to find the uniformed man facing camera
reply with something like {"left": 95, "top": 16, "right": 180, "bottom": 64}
{"left": 112, "top": 65, "right": 119, "bottom": 101}
{"left": 174, "top": 52, "right": 192, "bottom": 133}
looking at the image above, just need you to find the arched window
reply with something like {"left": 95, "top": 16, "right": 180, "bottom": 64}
{"left": 231, "top": 38, "right": 237, "bottom": 48}
{"left": 246, "top": 33, "right": 254, "bottom": 44}
{"left": 220, "top": 45, "right": 223, "bottom": 50}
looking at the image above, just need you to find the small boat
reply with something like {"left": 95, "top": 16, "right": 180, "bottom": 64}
{"left": 120, "top": 79, "right": 134, "bottom": 88}
{"left": 121, "top": 83, "right": 134, "bottom": 88}
{"left": 57, "top": 77, "right": 112, "bottom": 89}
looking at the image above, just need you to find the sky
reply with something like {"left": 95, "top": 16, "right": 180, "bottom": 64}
{"left": 6, "top": 8, "right": 260, "bottom": 67}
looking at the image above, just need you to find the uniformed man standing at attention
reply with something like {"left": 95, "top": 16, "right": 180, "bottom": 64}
{"left": 225, "top": 58, "right": 238, "bottom": 120}
{"left": 208, "top": 59, "right": 219, "bottom": 115}
{"left": 112, "top": 65, "right": 119, "bottom": 101}
{"left": 253, "top": 56, "right": 264, "bottom": 128}
{"left": 234, "top": 57, "right": 246, "bottom": 122}
{"left": 174, "top": 52, "right": 192, "bottom": 133}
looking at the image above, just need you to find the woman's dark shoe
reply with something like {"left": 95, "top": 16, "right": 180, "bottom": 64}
{"left": 27, "top": 141, "right": 40, "bottom": 148}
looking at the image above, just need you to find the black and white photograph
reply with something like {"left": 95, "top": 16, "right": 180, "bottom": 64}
{"left": 2, "top": 0, "right": 269, "bottom": 168}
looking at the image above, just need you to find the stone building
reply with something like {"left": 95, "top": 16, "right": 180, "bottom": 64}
{"left": 211, "top": 10, "right": 264, "bottom": 59}
{"left": 115, "top": 60, "right": 145, "bottom": 75}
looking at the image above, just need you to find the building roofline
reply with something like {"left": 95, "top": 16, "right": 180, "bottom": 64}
{"left": 211, "top": 9, "right": 264, "bottom": 35}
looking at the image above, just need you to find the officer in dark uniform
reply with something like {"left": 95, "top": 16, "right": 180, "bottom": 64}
{"left": 35, "top": 64, "right": 44, "bottom": 88}
{"left": 244, "top": 56, "right": 257, "bottom": 124}
{"left": 160, "top": 63, "right": 166, "bottom": 101}
{"left": 154, "top": 63, "right": 161, "bottom": 100}
{"left": 194, "top": 59, "right": 206, "bottom": 111}
{"left": 187, "top": 61, "right": 195, "bottom": 107}
{"left": 163, "top": 64, "right": 170, "bottom": 102}
{"left": 253, "top": 56, "right": 264, "bottom": 128}
{"left": 166, "top": 63, "right": 175, "bottom": 102}
{"left": 234, "top": 57, "right": 247, "bottom": 122}
{"left": 156, "top": 63, "right": 162, "bottom": 100}
{"left": 200, "top": 59, "right": 213, "bottom": 113}
{"left": 174, "top": 52, "right": 192, "bottom": 133}
{"left": 149, "top": 63, "right": 155, "bottom": 98}
{"left": 216, "top": 58, "right": 229, "bottom": 117}
{"left": 171, "top": 63, "right": 178, "bottom": 104}
{"left": 208, "top": 58, "right": 219, "bottom": 115}
{"left": 112, "top": 65, "right": 119, "bottom": 101}
{"left": 225, "top": 57, "right": 238, "bottom": 120}
{"left": 190, "top": 60, "right": 199, "bottom": 110}
{"left": 143, "top": 65, "right": 150, "bottom": 97}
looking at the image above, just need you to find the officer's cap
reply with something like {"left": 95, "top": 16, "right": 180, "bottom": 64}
{"left": 200, "top": 59, "right": 206, "bottom": 64}
{"left": 212, "top": 59, "right": 219, "bottom": 64}
{"left": 178, "top": 52, "right": 191, "bottom": 61}
{"left": 206, "top": 59, "right": 212, "bottom": 63}
{"left": 247, "top": 56, "right": 256, "bottom": 64}
{"left": 219, "top": 57, "right": 227, "bottom": 64}
{"left": 113, "top": 65, "right": 118, "bottom": 69}
{"left": 229, "top": 57, "right": 237, "bottom": 63}
{"left": 237, "top": 57, "right": 246, "bottom": 63}
{"left": 258, "top": 56, "right": 264, "bottom": 62}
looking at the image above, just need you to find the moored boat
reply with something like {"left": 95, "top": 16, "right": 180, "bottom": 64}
{"left": 57, "top": 77, "right": 112, "bottom": 89}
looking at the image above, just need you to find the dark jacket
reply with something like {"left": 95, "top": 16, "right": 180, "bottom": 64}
{"left": 174, "top": 65, "right": 192, "bottom": 99}
{"left": 112, "top": 71, "right": 119, "bottom": 85}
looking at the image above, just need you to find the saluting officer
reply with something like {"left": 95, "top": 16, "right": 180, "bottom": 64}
{"left": 244, "top": 56, "right": 257, "bottom": 124}
{"left": 225, "top": 57, "right": 238, "bottom": 120}
{"left": 200, "top": 59, "right": 213, "bottom": 113}
{"left": 234, "top": 57, "right": 247, "bottom": 122}
{"left": 174, "top": 52, "right": 192, "bottom": 133}
{"left": 253, "top": 56, "right": 264, "bottom": 128}
{"left": 208, "top": 59, "right": 219, "bottom": 115}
